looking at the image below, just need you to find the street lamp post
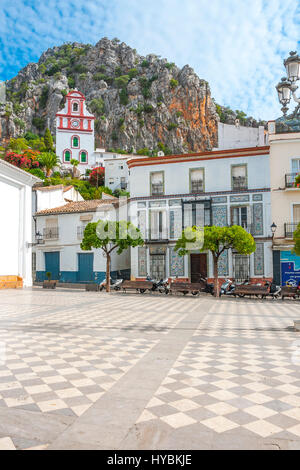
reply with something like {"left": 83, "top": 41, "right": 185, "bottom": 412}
{"left": 271, "top": 222, "right": 277, "bottom": 239}
{"left": 276, "top": 51, "right": 300, "bottom": 115}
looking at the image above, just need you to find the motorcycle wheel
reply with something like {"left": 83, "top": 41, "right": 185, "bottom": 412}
{"left": 139, "top": 289, "right": 146, "bottom": 294}
{"left": 192, "top": 291, "right": 198, "bottom": 296}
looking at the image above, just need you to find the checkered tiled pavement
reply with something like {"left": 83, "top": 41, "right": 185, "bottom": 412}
{"left": 0, "top": 329, "right": 157, "bottom": 417}
{"left": 137, "top": 300, "right": 300, "bottom": 441}
{"left": 1, "top": 290, "right": 300, "bottom": 449}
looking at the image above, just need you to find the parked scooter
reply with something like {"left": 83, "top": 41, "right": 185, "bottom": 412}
{"left": 220, "top": 279, "right": 236, "bottom": 296}
{"left": 264, "top": 280, "right": 281, "bottom": 299}
{"left": 198, "top": 276, "right": 214, "bottom": 295}
{"left": 99, "top": 277, "right": 123, "bottom": 291}
{"left": 146, "top": 275, "right": 169, "bottom": 294}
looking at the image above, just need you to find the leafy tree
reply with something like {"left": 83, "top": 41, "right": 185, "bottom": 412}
{"left": 81, "top": 220, "right": 144, "bottom": 292}
{"left": 175, "top": 225, "right": 256, "bottom": 297}
{"left": 293, "top": 223, "right": 300, "bottom": 256}
{"left": 89, "top": 167, "right": 105, "bottom": 187}
{"left": 38, "top": 152, "right": 60, "bottom": 177}
{"left": 44, "top": 128, "right": 54, "bottom": 152}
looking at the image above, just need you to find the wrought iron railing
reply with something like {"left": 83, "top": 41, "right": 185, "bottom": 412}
{"left": 43, "top": 227, "right": 59, "bottom": 240}
{"left": 232, "top": 177, "right": 248, "bottom": 191}
{"left": 151, "top": 183, "right": 164, "bottom": 195}
{"left": 191, "top": 180, "right": 204, "bottom": 193}
{"left": 284, "top": 223, "right": 299, "bottom": 238}
{"left": 285, "top": 173, "right": 300, "bottom": 188}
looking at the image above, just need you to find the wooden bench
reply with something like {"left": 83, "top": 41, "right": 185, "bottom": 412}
{"left": 170, "top": 282, "right": 205, "bottom": 296}
{"left": 233, "top": 284, "right": 269, "bottom": 298}
{"left": 121, "top": 280, "right": 154, "bottom": 293}
{"left": 281, "top": 286, "right": 300, "bottom": 300}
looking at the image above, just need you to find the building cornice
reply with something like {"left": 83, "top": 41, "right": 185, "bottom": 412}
{"left": 127, "top": 146, "right": 270, "bottom": 169}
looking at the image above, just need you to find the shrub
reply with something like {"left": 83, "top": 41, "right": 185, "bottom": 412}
{"left": 128, "top": 68, "right": 138, "bottom": 79}
{"left": 141, "top": 60, "right": 150, "bottom": 67}
{"left": 68, "top": 76, "right": 75, "bottom": 88}
{"left": 32, "top": 116, "right": 46, "bottom": 131}
{"left": 73, "top": 64, "right": 88, "bottom": 74}
{"left": 14, "top": 118, "right": 25, "bottom": 130}
{"left": 39, "top": 85, "right": 49, "bottom": 109}
{"left": 115, "top": 75, "right": 130, "bottom": 88}
{"left": 168, "top": 122, "right": 178, "bottom": 131}
{"left": 89, "top": 98, "right": 105, "bottom": 115}
{"left": 27, "top": 168, "right": 45, "bottom": 179}
{"left": 79, "top": 73, "right": 87, "bottom": 81}
{"left": 119, "top": 88, "right": 129, "bottom": 105}
{"left": 170, "top": 79, "right": 179, "bottom": 89}
{"left": 165, "top": 62, "right": 175, "bottom": 70}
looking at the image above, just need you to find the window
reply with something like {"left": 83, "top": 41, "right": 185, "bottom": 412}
{"left": 72, "top": 136, "right": 79, "bottom": 148}
{"left": 150, "top": 172, "right": 164, "bottom": 195}
{"left": 120, "top": 177, "right": 126, "bottom": 189}
{"left": 232, "top": 165, "right": 247, "bottom": 190}
{"left": 80, "top": 151, "right": 87, "bottom": 163}
{"left": 291, "top": 159, "right": 300, "bottom": 173}
{"left": 190, "top": 168, "right": 204, "bottom": 193}
{"left": 149, "top": 210, "right": 167, "bottom": 239}
{"left": 150, "top": 254, "right": 166, "bottom": 279}
{"left": 230, "top": 206, "right": 248, "bottom": 228}
{"left": 233, "top": 254, "right": 250, "bottom": 282}
{"left": 64, "top": 150, "right": 71, "bottom": 162}
{"left": 293, "top": 204, "right": 300, "bottom": 223}
{"left": 73, "top": 102, "right": 79, "bottom": 112}
{"left": 109, "top": 178, "right": 114, "bottom": 185}
{"left": 183, "top": 200, "right": 211, "bottom": 228}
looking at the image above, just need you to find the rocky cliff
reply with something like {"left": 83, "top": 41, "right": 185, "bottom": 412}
{"left": 0, "top": 38, "right": 220, "bottom": 154}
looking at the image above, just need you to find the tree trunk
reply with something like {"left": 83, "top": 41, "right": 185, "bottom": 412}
{"left": 213, "top": 254, "right": 219, "bottom": 297}
{"left": 106, "top": 252, "right": 111, "bottom": 293}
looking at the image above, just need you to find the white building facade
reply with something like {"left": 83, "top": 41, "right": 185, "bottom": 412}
{"left": 34, "top": 199, "right": 130, "bottom": 284}
{"left": 0, "top": 160, "right": 40, "bottom": 287}
{"left": 128, "top": 147, "right": 273, "bottom": 283}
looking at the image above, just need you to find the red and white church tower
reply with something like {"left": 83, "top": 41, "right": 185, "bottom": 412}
{"left": 56, "top": 90, "right": 96, "bottom": 173}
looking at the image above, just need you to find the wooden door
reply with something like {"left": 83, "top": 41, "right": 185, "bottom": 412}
{"left": 190, "top": 254, "right": 207, "bottom": 283}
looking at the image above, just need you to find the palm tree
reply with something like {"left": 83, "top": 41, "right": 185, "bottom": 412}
{"left": 70, "top": 158, "right": 79, "bottom": 178}
{"left": 38, "top": 152, "right": 60, "bottom": 178}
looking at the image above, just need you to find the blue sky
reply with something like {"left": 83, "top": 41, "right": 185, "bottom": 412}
{"left": 0, "top": 0, "right": 299, "bottom": 119}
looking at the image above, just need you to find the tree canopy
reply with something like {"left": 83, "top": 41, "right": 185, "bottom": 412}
{"left": 81, "top": 220, "right": 144, "bottom": 291}
{"left": 175, "top": 225, "right": 256, "bottom": 296}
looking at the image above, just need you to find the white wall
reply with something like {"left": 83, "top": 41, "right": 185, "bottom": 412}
{"left": 217, "top": 123, "right": 267, "bottom": 150}
{"left": 0, "top": 160, "right": 40, "bottom": 286}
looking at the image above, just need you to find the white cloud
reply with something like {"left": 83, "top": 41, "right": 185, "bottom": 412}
{"left": 1, "top": 0, "right": 299, "bottom": 119}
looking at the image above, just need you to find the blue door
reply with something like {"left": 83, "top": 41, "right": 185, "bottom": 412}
{"left": 45, "top": 252, "right": 60, "bottom": 280}
{"left": 78, "top": 253, "right": 94, "bottom": 282}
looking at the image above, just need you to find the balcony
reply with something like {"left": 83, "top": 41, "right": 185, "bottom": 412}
{"left": 151, "top": 183, "right": 164, "bottom": 196}
{"left": 43, "top": 227, "right": 59, "bottom": 240}
{"left": 284, "top": 223, "right": 299, "bottom": 238}
{"left": 285, "top": 173, "right": 300, "bottom": 189}
{"left": 232, "top": 176, "right": 248, "bottom": 191}
{"left": 145, "top": 228, "right": 169, "bottom": 243}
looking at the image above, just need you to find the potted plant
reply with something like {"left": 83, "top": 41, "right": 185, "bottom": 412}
{"left": 43, "top": 271, "right": 57, "bottom": 289}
